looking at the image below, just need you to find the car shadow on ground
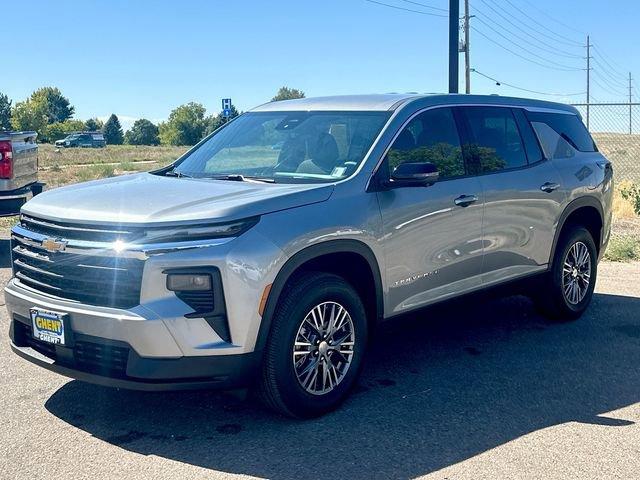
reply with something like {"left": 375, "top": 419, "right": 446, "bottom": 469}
{"left": 45, "top": 291, "right": 640, "bottom": 480}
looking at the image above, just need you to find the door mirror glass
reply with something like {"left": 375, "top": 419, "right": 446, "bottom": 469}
{"left": 390, "top": 162, "right": 439, "bottom": 186}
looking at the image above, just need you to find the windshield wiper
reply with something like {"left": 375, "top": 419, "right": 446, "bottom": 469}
{"left": 164, "top": 169, "right": 192, "bottom": 178}
{"left": 208, "top": 174, "right": 276, "bottom": 184}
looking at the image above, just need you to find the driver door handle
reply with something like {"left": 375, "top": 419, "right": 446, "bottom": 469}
{"left": 540, "top": 182, "right": 560, "bottom": 193}
{"left": 454, "top": 194, "right": 479, "bottom": 207}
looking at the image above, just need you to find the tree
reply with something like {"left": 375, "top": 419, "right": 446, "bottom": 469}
{"left": 125, "top": 119, "right": 159, "bottom": 145}
{"left": 84, "top": 118, "right": 103, "bottom": 131}
{"left": 0, "top": 93, "right": 11, "bottom": 130}
{"left": 10, "top": 86, "right": 75, "bottom": 140}
{"left": 271, "top": 86, "right": 305, "bottom": 102}
{"left": 103, "top": 114, "right": 124, "bottom": 145}
{"left": 29, "top": 87, "right": 74, "bottom": 124}
{"left": 204, "top": 105, "right": 239, "bottom": 136}
{"left": 45, "top": 120, "right": 86, "bottom": 142}
{"left": 11, "top": 100, "right": 47, "bottom": 135}
{"left": 158, "top": 102, "right": 206, "bottom": 146}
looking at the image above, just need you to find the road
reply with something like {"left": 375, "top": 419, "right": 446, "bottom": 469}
{"left": 1, "top": 262, "right": 639, "bottom": 480}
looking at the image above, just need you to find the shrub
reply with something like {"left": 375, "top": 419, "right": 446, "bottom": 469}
{"left": 620, "top": 183, "right": 640, "bottom": 216}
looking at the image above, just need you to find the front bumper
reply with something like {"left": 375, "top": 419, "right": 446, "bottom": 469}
{"left": 9, "top": 313, "right": 261, "bottom": 391}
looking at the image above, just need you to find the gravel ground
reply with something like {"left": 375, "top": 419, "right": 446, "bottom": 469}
{"left": 0, "top": 262, "right": 639, "bottom": 480}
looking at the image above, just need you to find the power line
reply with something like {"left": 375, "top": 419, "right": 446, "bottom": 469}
{"left": 503, "top": 0, "right": 584, "bottom": 46}
{"left": 590, "top": 75, "right": 627, "bottom": 99}
{"left": 471, "top": 69, "right": 586, "bottom": 96}
{"left": 397, "top": 0, "right": 447, "bottom": 13}
{"left": 516, "top": 0, "right": 586, "bottom": 35}
{"left": 591, "top": 55, "right": 628, "bottom": 88}
{"left": 362, "top": 0, "right": 448, "bottom": 17}
{"left": 472, "top": 9, "right": 583, "bottom": 61}
{"left": 471, "top": 1, "right": 583, "bottom": 59}
{"left": 591, "top": 45, "right": 627, "bottom": 76}
{"left": 591, "top": 69, "right": 628, "bottom": 96}
{"left": 471, "top": 26, "right": 582, "bottom": 72}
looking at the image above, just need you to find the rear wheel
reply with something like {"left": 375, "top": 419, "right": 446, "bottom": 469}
{"left": 536, "top": 226, "right": 597, "bottom": 320}
{"left": 258, "top": 272, "right": 367, "bottom": 418}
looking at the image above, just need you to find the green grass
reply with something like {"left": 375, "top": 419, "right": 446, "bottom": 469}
{"left": 603, "top": 234, "right": 640, "bottom": 262}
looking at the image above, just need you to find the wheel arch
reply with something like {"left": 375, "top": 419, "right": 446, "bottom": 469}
{"left": 549, "top": 196, "right": 604, "bottom": 265}
{"left": 255, "top": 240, "right": 384, "bottom": 352}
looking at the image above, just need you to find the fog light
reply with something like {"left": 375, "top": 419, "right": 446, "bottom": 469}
{"left": 167, "top": 273, "right": 212, "bottom": 291}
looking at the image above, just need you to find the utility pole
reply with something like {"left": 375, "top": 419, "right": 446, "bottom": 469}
{"left": 463, "top": 0, "right": 471, "bottom": 94}
{"left": 586, "top": 35, "right": 592, "bottom": 129}
{"left": 449, "top": 0, "right": 460, "bottom": 93}
{"left": 629, "top": 72, "right": 633, "bottom": 135}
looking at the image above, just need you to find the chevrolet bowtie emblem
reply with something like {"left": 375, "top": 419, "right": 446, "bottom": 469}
{"left": 41, "top": 238, "right": 68, "bottom": 253}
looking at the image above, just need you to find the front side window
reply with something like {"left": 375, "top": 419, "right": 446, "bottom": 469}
{"left": 173, "top": 111, "right": 390, "bottom": 183}
{"left": 462, "top": 107, "right": 527, "bottom": 173}
{"left": 386, "top": 107, "right": 465, "bottom": 179}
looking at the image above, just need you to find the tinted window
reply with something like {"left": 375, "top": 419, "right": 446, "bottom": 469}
{"left": 462, "top": 107, "right": 527, "bottom": 173}
{"left": 530, "top": 122, "right": 575, "bottom": 160}
{"left": 526, "top": 111, "right": 596, "bottom": 152}
{"left": 513, "top": 109, "right": 544, "bottom": 163}
{"left": 387, "top": 108, "right": 465, "bottom": 179}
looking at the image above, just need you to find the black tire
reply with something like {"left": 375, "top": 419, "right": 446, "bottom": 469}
{"left": 258, "top": 272, "right": 368, "bottom": 418}
{"left": 536, "top": 226, "right": 598, "bottom": 321}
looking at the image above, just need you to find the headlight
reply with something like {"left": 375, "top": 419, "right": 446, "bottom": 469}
{"left": 142, "top": 217, "right": 259, "bottom": 243}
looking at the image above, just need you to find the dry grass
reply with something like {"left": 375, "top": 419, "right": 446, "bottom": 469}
{"left": 613, "top": 180, "right": 637, "bottom": 221}
{"left": 36, "top": 144, "right": 189, "bottom": 189}
{"left": 593, "top": 132, "right": 640, "bottom": 182}
{"left": 38, "top": 144, "right": 189, "bottom": 169}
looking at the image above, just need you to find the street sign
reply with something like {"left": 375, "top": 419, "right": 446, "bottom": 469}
{"left": 223, "top": 108, "right": 232, "bottom": 118}
{"left": 222, "top": 98, "right": 232, "bottom": 115}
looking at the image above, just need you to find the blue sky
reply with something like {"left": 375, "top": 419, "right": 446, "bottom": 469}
{"left": 2, "top": 0, "right": 637, "bottom": 130}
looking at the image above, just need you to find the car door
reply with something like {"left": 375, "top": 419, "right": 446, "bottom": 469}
{"left": 458, "top": 106, "right": 565, "bottom": 286}
{"left": 376, "top": 107, "right": 484, "bottom": 315}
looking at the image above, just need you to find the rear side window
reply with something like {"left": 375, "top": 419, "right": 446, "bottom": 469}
{"left": 527, "top": 111, "right": 596, "bottom": 155}
{"left": 461, "top": 107, "right": 527, "bottom": 173}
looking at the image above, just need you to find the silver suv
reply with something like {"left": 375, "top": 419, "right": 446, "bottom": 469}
{"left": 5, "top": 94, "right": 613, "bottom": 417}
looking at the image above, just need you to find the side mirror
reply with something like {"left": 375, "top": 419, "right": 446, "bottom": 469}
{"left": 390, "top": 162, "right": 439, "bottom": 187}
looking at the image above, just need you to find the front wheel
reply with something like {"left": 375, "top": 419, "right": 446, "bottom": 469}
{"left": 258, "top": 272, "right": 368, "bottom": 418}
{"left": 536, "top": 226, "right": 598, "bottom": 320}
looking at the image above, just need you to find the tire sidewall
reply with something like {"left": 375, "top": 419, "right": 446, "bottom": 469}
{"left": 270, "top": 275, "right": 367, "bottom": 417}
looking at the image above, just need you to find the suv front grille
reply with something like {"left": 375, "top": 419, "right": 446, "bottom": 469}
{"left": 12, "top": 216, "right": 145, "bottom": 309}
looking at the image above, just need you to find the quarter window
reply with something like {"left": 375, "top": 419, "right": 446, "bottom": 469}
{"left": 462, "top": 107, "right": 528, "bottom": 173}
{"left": 386, "top": 108, "right": 465, "bottom": 179}
{"left": 527, "top": 111, "right": 596, "bottom": 152}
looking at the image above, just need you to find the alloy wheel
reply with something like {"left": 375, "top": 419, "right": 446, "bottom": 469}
{"left": 292, "top": 301, "right": 355, "bottom": 395}
{"left": 562, "top": 241, "right": 592, "bottom": 305}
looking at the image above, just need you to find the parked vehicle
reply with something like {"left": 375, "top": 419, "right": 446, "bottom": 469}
{"left": 54, "top": 131, "right": 106, "bottom": 148}
{"left": 0, "top": 131, "right": 43, "bottom": 216}
{"left": 6, "top": 94, "right": 613, "bottom": 417}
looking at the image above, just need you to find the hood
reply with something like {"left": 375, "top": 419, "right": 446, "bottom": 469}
{"left": 22, "top": 173, "right": 335, "bottom": 226}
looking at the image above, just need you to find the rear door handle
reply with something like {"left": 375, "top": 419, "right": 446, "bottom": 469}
{"left": 454, "top": 194, "right": 479, "bottom": 207}
{"left": 540, "top": 182, "right": 560, "bottom": 193}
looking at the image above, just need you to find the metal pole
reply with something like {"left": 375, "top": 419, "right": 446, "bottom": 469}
{"left": 449, "top": 0, "right": 460, "bottom": 93}
{"left": 464, "top": 0, "right": 470, "bottom": 94}
{"left": 629, "top": 72, "right": 633, "bottom": 135}
{"left": 586, "top": 35, "right": 591, "bottom": 129}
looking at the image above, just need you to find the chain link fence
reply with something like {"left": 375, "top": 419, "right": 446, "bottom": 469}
{"left": 571, "top": 103, "right": 640, "bottom": 182}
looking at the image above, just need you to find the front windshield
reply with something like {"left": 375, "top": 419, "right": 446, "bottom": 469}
{"left": 173, "top": 111, "right": 390, "bottom": 183}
